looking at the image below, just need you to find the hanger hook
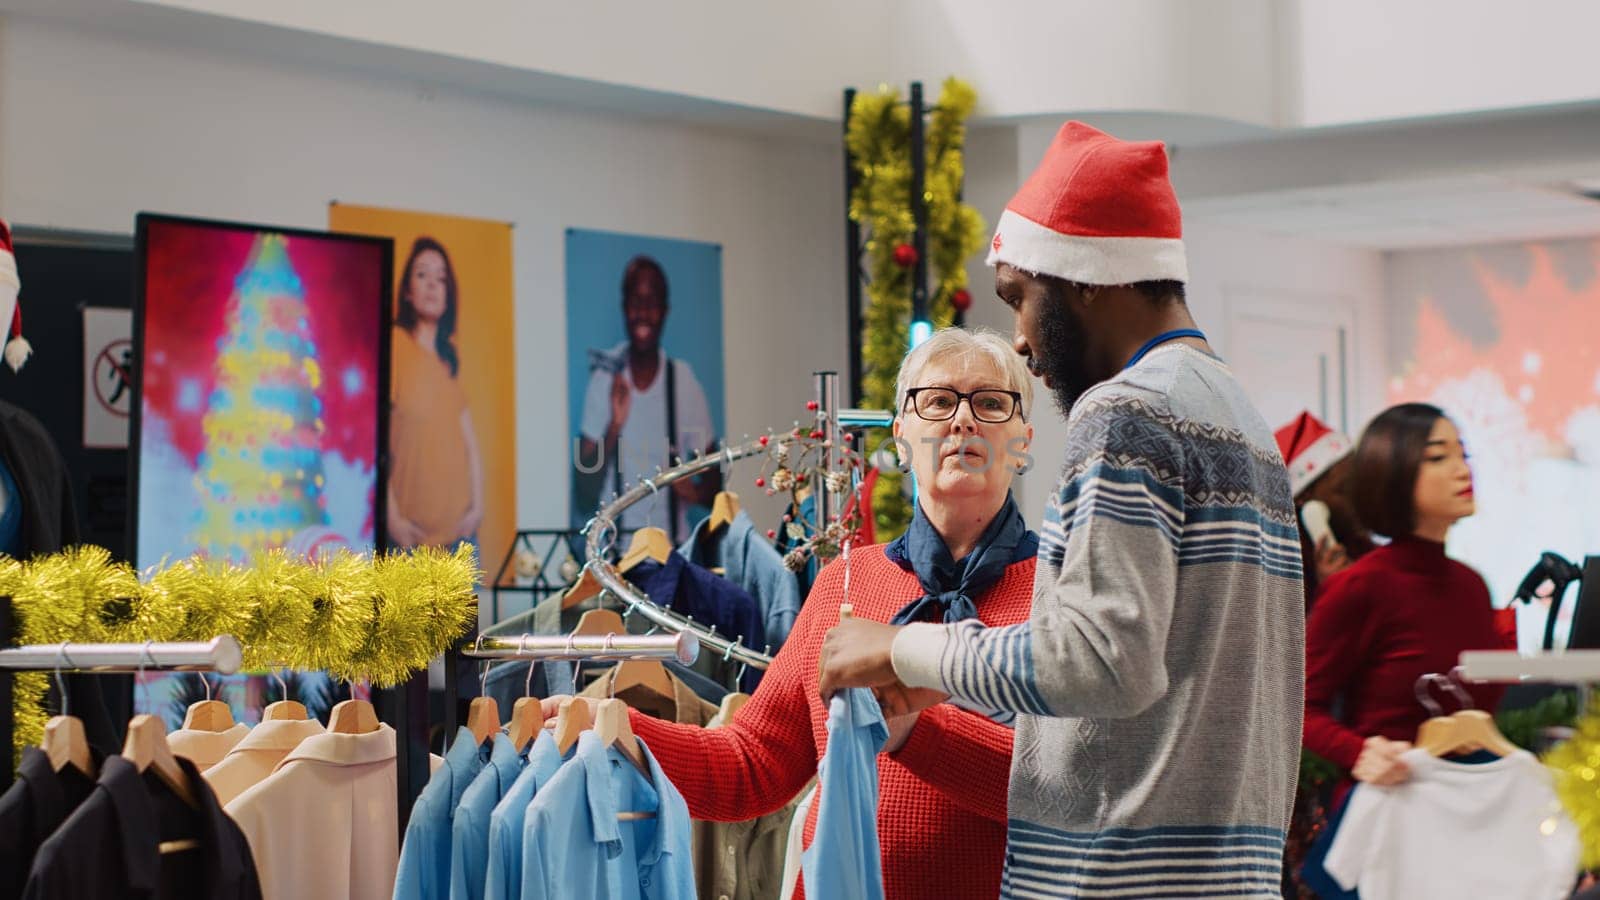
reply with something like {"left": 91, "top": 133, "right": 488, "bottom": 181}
{"left": 567, "top": 629, "right": 583, "bottom": 689}
{"left": 198, "top": 671, "right": 213, "bottom": 702}
{"left": 1413, "top": 673, "right": 1446, "bottom": 718}
{"left": 1440, "top": 668, "right": 1476, "bottom": 710}
{"left": 136, "top": 640, "right": 156, "bottom": 715}
{"left": 603, "top": 633, "right": 618, "bottom": 700}
{"left": 521, "top": 635, "right": 537, "bottom": 698}
{"left": 724, "top": 636, "right": 741, "bottom": 663}
{"left": 272, "top": 668, "right": 289, "bottom": 703}
{"left": 53, "top": 641, "right": 73, "bottom": 719}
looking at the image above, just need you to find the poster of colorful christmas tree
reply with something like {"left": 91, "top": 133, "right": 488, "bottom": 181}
{"left": 190, "top": 234, "right": 331, "bottom": 558}
{"left": 135, "top": 218, "right": 386, "bottom": 569}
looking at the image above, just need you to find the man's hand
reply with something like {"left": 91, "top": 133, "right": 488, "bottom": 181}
{"left": 818, "top": 617, "right": 904, "bottom": 701}
{"left": 818, "top": 617, "right": 950, "bottom": 721}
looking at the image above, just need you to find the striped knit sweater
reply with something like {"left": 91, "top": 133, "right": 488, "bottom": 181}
{"left": 893, "top": 343, "right": 1305, "bottom": 899}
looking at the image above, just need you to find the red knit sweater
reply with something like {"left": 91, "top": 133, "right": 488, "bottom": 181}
{"left": 630, "top": 544, "right": 1035, "bottom": 900}
{"left": 1303, "top": 535, "right": 1515, "bottom": 772}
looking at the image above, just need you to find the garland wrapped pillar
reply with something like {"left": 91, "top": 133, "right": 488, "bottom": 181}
{"left": 845, "top": 78, "right": 985, "bottom": 540}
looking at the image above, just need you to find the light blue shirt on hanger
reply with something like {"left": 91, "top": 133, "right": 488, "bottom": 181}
{"left": 482, "top": 730, "right": 565, "bottom": 900}
{"left": 520, "top": 732, "right": 695, "bottom": 900}
{"left": 449, "top": 732, "right": 522, "bottom": 900}
{"left": 801, "top": 689, "right": 888, "bottom": 900}
{"left": 395, "top": 726, "right": 487, "bottom": 900}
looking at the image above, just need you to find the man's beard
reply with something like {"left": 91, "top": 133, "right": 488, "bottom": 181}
{"left": 1031, "top": 296, "right": 1096, "bottom": 417}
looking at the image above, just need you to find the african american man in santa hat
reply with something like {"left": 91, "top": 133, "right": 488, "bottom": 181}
{"left": 821, "top": 122, "right": 1303, "bottom": 898}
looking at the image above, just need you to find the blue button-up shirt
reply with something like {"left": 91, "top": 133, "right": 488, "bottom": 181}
{"left": 448, "top": 733, "right": 522, "bottom": 900}
{"left": 801, "top": 689, "right": 888, "bottom": 900}
{"left": 520, "top": 733, "right": 695, "bottom": 900}
{"left": 395, "top": 727, "right": 486, "bottom": 900}
{"left": 680, "top": 509, "right": 802, "bottom": 650}
{"left": 482, "top": 731, "right": 564, "bottom": 900}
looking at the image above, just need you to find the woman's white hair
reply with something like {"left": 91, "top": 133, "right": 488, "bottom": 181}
{"left": 894, "top": 326, "right": 1033, "bottom": 421}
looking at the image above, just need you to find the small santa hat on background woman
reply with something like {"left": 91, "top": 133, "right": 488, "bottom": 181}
{"left": 986, "top": 120, "right": 1188, "bottom": 286}
{"left": 0, "top": 218, "right": 31, "bottom": 372}
{"left": 1275, "top": 411, "right": 1353, "bottom": 497}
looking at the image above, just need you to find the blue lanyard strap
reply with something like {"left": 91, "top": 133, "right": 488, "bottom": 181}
{"left": 1123, "top": 328, "right": 1206, "bottom": 371}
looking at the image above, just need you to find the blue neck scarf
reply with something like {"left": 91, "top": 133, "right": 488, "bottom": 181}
{"left": 885, "top": 492, "right": 1036, "bottom": 625}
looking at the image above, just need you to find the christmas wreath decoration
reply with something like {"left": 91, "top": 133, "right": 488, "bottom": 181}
{"left": 847, "top": 78, "right": 986, "bottom": 539}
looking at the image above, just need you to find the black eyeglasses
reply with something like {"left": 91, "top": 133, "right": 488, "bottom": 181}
{"left": 903, "top": 387, "right": 1024, "bottom": 424}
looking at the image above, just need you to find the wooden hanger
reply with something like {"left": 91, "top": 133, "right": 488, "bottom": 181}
{"left": 1418, "top": 709, "right": 1519, "bottom": 757}
{"left": 594, "top": 698, "right": 648, "bottom": 773}
{"left": 263, "top": 700, "right": 309, "bottom": 721}
{"left": 561, "top": 565, "right": 606, "bottom": 609}
{"left": 507, "top": 697, "right": 542, "bottom": 754}
{"left": 707, "top": 491, "right": 741, "bottom": 534}
{"left": 182, "top": 699, "right": 235, "bottom": 733}
{"left": 617, "top": 527, "right": 673, "bottom": 574}
{"left": 717, "top": 692, "right": 751, "bottom": 724}
{"left": 123, "top": 714, "right": 198, "bottom": 809}
{"left": 1415, "top": 672, "right": 1519, "bottom": 757}
{"left": 42, "top": 715, "right": 93, "bottom": 777}
{"left": 328, "top": 699, "right": 380, "bottom": 734}
{"left": 572, "top": 607, "right": 627, "bottom": 638}
{"left": 465, "top": 696, "right": 501, "bottom": 746}
{"left": 553, "top": 697, "right": 591, "bottom": 755}
{"left": 610, "top": 659, "right": 675, "bottom": 703}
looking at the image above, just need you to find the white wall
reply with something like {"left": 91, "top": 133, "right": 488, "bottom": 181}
{"left": 0, "top": 16, "right": 848, "bottom": 539}
{"left": 1185, "top": 222, "right": 1388, "bottom": 433}
{"left": 1291, "top": 0, "right": 1600, "bottom": 128}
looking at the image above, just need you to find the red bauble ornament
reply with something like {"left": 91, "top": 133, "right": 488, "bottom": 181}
{"left": 806, "top": 401, "right": 819, "bottom": 411}
{"left": 767, "top": 529, "right": 777, "bottom": 539}
{"left": 951, "top": 288, "right": 973, "bottom": 312}
{"left": 758, "top": 435, "right": 770, "bottom": 446}
{"left": 809, "top": 430, "right": 824, "bottom": 440}
{"left": 892, "top": 243, "right": 918, "bottom": 268}
{"left": 755, "top": 477, "right": 767, "bottom": 488}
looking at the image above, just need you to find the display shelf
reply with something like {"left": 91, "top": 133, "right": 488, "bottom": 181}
{"left": 1458, "top": 649, "right": 1600, "bottom": 683}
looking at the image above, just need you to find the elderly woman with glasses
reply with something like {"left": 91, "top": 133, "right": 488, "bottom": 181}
{"left": 543, "top": 326, "right": 1039, "bottom": 899}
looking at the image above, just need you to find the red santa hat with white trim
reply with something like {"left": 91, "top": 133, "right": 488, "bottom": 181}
{"left": 1275, "top": 411, "right": 1353, "bottom": 497}
{"left": 0, "top": 219, "right": 30, "bottom": 373}
{"left": 986, "top": 121, "right": 1187, "bottom": 285}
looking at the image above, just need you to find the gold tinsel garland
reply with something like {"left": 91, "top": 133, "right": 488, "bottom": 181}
{"left": 847, "top": 78, "right": 986, "bottom": 540}
{"left": 1544, "top": 699, "right": 1600, "bottom": 867}
{"left": 4, "top": 547, "right": 479, "bottom": 760}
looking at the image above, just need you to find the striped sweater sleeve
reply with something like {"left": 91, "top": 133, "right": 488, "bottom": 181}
{"left": 892, "top": 397, "right": 1184, "bottom": 718}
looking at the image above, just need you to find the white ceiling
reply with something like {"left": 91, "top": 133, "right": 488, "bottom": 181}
{"left": 1184, "top": 176, "right": 1600, "bottom": 250}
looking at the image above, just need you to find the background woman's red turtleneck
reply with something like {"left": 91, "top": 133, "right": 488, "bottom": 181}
{"left": 1303, "top": 535, "right": 1516, "bottom": 770}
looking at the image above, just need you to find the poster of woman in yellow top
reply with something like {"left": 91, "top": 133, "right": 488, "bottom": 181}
{"left": 329, "top": 204, "right": 515, "bottom": 566}
{"left": 388, "top": 237, "right": 483, "bottom": 548}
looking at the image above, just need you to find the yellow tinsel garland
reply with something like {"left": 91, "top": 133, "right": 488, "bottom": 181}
{"left": 4, "top": 546, "right": 479, "bottom": 762}
{"left": 1545, "top": 701, "right": 1600, "bottom": 867}
{"left": 847, "top": 78, "right": 986, "bottom": 540}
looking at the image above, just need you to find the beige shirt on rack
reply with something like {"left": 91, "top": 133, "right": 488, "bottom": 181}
{"left": 225, "top": 723, "right": 398, "bottom": 900}
{"left": 203, "top": 716, "right": 325, "bottom": 806}
{"left": 579, "top": 669, "right": 799, "bottom": 900}
{"left": 168, "top": 722, "right": 251, "bottom": 769}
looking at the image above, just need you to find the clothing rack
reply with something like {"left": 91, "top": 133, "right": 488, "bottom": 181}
{"left": 580, "top": 375, "right": 890, "bottom": 674}
{"left": 0, "top": 609, "right": 243, "bottom": 793}
{"left": 462, "top": 631, "right": 699, "bottom": 664}
{"left": 1459, "top": 649, "right": 1600, "bottom": 683}
{"left": 0, "top": 636, "right": 243, "bottom": 674}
